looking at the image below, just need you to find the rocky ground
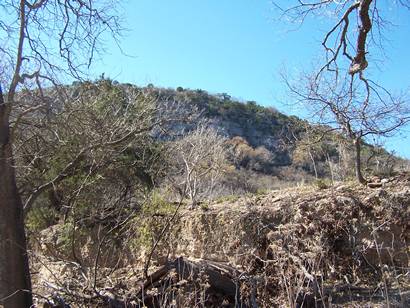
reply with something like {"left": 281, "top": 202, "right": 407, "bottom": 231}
{"left": 30, "top": 174, "right": 410, "bottom": 307}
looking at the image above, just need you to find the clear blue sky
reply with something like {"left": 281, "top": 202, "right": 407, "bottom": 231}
{"left": 93, "top": 0, "right": 410, "bottom": 158}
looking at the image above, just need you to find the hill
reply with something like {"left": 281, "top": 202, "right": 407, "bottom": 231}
{"left": 142, "top": 84, "right": 407, "bottom": 183}
{"left": 15, "top": 81, "right": 408, "bottom": 212}
{"left": 12, "top": 80, "right": 410, "bottom": 307}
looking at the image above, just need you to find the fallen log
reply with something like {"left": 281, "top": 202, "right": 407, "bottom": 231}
{"left": 137, "top": 257, "right": 245, "bottom": 307}
{"left": 174, "top": 257, "right": 240, "bottom": 300}
{"left": 142, "top": 262, "right": 172, "bottom": 290}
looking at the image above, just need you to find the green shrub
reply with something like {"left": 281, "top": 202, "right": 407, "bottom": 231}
{"left": 214, "top": 194, "right": 240, "bottom": 204}
{"left": 143, "top": 190, "right": 174, "bottom": 216}
{"left": 314, "top": 179, "right": 331, "bottom": 190}
{"left": 26, "top": 205, "right": 58, "bottom": 232}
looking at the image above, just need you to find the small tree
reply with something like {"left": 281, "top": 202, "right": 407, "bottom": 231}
{"left": 284, "top": 72, "right": 410, "bottom": 183}
{"left": 275, "top": 0, "right": 410, "bottom": 183}
{"left": 169, "top": 125, "right": 228, "bottom": 207}
{"left": 292, "top": 126, "right": 328, "bottom": 179}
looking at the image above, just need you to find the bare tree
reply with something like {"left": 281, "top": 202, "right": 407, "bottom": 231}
{"left": 275, "top": 0, "right": 410, "bottom": 183}
{"left": 284, "top": 71, "right": 410, "bottom": 183}
{"left": 0, "top": 1, "right": 122, "bottom": 306}
{"left": 292, "top": 125, "right": 328, "bottom": 179}
{"left": 169, "top": 125, "right": 228, "bottom": 207}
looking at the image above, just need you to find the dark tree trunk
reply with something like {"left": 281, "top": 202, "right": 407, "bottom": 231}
{"left": 354, "top": 137, "right": 367, "bottom": 185}
{"left": 0, "top": 88, "right": 33, "bottom": 307}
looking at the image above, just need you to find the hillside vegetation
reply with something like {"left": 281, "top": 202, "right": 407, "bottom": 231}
{"left": 17, "top": 81, "right": 407, "bottom": 215}
{"left": 13, "top": 80, "right": 410, "bottom": 307}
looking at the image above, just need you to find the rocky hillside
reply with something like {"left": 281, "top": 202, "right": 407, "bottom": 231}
{"left": 146, "top": 86, "right": 299, "bottom": 167}
{"left": 140, "top": 85, "right": 406, "bottom": 180}
{"left": 23, "top": 81, "right": 406, "bottom": 187}
{"left": 31, "top": 173, "right": 410, "bottom": 307}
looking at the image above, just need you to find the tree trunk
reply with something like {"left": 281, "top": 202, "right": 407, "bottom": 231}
{"left": 354, "top": 137, "right": 367, "bottom": 184}
{"left": 326, "top": 153, "right": 334, "bottom": 184}
{"left": 0, "top": 90, "right": 33, "bottom": 307}
{"left": 308, "top": 150, "right": 318, "bottom": 179}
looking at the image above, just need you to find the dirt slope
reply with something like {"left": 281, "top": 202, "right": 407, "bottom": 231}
{"left": 32, "top": 174, "right": 410, "bottom": 307}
